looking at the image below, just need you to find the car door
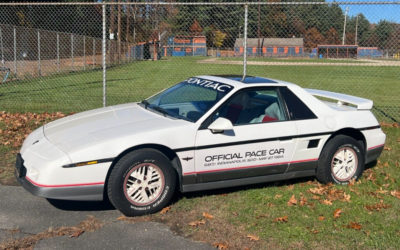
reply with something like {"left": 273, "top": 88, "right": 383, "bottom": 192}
{"left": 193, "top": 87, "right": 298, "bottom": 183}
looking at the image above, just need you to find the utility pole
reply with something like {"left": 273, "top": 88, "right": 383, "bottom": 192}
{"left": 342, "top": 7, "right": 349, "bottom": 45}
{"left": 118, "top": 0, "right": 121, "bottom": 64}
{"left": 355, "top": 14, "right": 359, "bottom": 45}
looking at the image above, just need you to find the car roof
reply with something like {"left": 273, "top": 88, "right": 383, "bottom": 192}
{"left": 196, "top": 75, "right": 296, "bottom": 88}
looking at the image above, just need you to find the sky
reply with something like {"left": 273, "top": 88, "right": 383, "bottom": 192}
{"left": 326, "top": 0, "right": 400, "bottom": 23}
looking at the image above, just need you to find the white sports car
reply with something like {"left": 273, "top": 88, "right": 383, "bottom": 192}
{"left": 15, "top": 75, "right": 386, "bottom": 216}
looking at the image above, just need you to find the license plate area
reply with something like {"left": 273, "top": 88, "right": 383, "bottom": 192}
{"left": 15, "top": 153, "right": 27, "bottom": 178}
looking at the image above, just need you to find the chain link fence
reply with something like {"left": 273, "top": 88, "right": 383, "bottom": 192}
{"left": 0, "top": 1, "right": 399, "bottom": 122}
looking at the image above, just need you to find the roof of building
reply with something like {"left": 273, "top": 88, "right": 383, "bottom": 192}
{"left": 211, "top": 75, "right": 277, "bottom": 84}
{"left": 234, "top": 38, "right": 304, "bottom": 47}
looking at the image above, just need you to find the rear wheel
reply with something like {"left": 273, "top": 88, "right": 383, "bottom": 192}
{"left": 107, "top": 149, "right": 176, "bottom": 216}
{"left": 316, "top": 135, "right": 365, "bottom": 185}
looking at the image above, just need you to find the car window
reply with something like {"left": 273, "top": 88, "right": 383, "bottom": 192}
{"left": 160, "top": 84, "right": 217, "bottom": 105}
{"left": 280, "top": 87, "right": 317, "bottom": 120}
{"left": 214, "top": 88, "right": 287, "bottom": 125}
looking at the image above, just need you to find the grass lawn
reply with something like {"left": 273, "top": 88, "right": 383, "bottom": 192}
{"left": 0, "top": 57, "right": 399, "bottom": 249}
{"left": 0, "top": 57, "right": 398, "bottom": 121}
{"left": 217, "top": 57, "right": 369, "bottom": 64}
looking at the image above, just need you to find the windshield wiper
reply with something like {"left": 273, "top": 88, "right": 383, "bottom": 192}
{"left": 151, "top": 106, "right": 169, "bottom": 117}
{"left": 141, "top": 100, "right": 150, "bottom": 109}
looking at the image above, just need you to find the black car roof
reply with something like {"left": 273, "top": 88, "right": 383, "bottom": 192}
{"left": 212, "top": 75, "right": 278, "bottom": 84}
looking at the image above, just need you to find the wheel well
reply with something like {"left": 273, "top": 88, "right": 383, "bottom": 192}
{"left": 325, "top": 128, "right": 366, "bottom": 153}
{"left": 103, "top": 144, "right": 182, "bottom": 200}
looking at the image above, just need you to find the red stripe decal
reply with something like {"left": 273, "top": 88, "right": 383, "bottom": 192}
{"left": 26, "top": 176, "right": 104, "bottom": 188}
{"left": 183, "top": 158, "right": 319, "bottom": 176}
{"left": 367, "top": 144, "right": 385, "bottom": 151}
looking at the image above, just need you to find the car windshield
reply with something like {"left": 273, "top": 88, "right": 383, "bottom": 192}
{"left": 141, "top": 77, "right": 233, "bottom": 122}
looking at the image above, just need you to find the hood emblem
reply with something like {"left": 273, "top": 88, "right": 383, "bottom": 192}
{"left": 33, "top": 140, "right": 39, "bottom": 145}
{"left": 182, "top": 157, "right": 193, "bottom": 161}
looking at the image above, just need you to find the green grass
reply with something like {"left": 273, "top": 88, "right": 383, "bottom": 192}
{"left": 217, "top": 57, "right": 369, "bottom": 63}
{"left": 1, "top": 56, "right": 397, "bottom": 121}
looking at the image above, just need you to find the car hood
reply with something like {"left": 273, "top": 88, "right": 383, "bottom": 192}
{"left": 43, "top": 103, "right": 185, "bottom": 150}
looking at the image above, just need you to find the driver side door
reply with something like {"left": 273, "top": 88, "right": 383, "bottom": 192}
{"left": 193, "top": 87, "right": 298, "bottom": 183}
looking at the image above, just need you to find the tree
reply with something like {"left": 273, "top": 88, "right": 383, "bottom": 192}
{"left": 325, "top": 28, "right": 340, "bottom": 45}
{"left": 213, "top": 30, "right": 227, "bottom": 48}
{"left": 190, "top": 18, "right": 203, "bottom": 35}
{"left": 304, "top": 27, "right": 325, "bottom": 48}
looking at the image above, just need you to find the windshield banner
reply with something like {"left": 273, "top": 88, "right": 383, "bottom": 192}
{"left": 183, "top": 78, "right": 233, "bottom": 93}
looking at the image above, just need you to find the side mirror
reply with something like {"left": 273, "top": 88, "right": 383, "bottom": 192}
{"left": 208, "top": 118, "right": 233, "bottom": 133}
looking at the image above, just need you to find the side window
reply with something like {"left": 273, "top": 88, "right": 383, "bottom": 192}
{"left": 214, "top": 88, "right": 287, "bottom": 125}
{"left": 280, "top": 87, "right": 317, "bottom": 120}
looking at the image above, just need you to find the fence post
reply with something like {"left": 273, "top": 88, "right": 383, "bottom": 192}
{"left": 93, "top": 38, "right": 95, "bottom": 70}
{"left": 84, "top": 36, "right": 86, "bottom": 71}
{"left": 57, "top": 33, "right": 60, "bottom": 73}
{"left": 13, "top": 27, "right": 17, "bottom": 78}
{"left": 71, "top": 34, "right": 74, "bottom": 71}
{"left": 102, "top": 4, "right": 107, "bottom": 108}
{"left": 38, "top": 31, "right": 41, "bottom": 76}
{"left": 241, "top": 4, "right": 248, "bottom": 81}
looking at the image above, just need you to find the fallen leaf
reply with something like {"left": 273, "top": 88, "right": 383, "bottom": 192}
{"left": 300, "top": 196, "right": 308, "bottom": 206}
{"left": 160, "top": 207, "right": 171, "bottom": 214}
{"left": 256, "top": 214, "right": 267, "bottom": 219}
{"left": 390, "top": 190, "right": 400, "bottom": 199}
{"left": 365, "top": 200, "right": 392, "bottom": 211}
{"left": 342, "top": 192, "right": 351, "bottom": 202}
{"left": 117, "top": 216, "right": 126, "bottom": 220}
{"left": 348, "top": 178, "right": 356, "bottom": 187}
{"left": 188, "top": 219, "right": 206, "bottom": 227}
{"left": 286, "top": 184, "right": 295, "bottom": 190}
{"left": 309, "top": 187, "right": 325, "bottom": 195}
{"left": 203, "top": 212, "right": 214, "bottom": 219}
{"left": 247, "top": 234, "right": 260, "bottom": 241}
{"left": 384, "top": 147, "right": 391, "bottom": 151}
{"left": 232, "top": 212, "right": 238, "bottom": 216}
{"left": 319, "top": 216, "right": 325, "bottom": 221}
{"left": 382, "top": 183, "right": 390, "bottom": 189}
{"left": 312, "top": 195, "right": 321, "bottom": 200}
{"left": 397, "top": 138, "right": 400, "bottom": 142}
{"left": 344, "top": 222, "right": 362, "bottom": 230}
{"left": 376, "top": 187, "right": 388, "bottom": 194}
{"left": 310, "top": 230, "right": 319, "bottom": 234}
{"left": 213, "top": 242, "right": 229, "bottom": 250}
{"left": 287, "top": 194, "right": 297, "bottom": 206}
{"left": 274, "top": 216, "right": 289, "bottom": 222}
{"left": 266, "top": 202, "right": 275, "bottom": 208}
{"left": 274, "top": 194, "right": 282, "bottom": 199}
{"left": 69, "top": 229, "right": 84, "bottom": 238}
{"left": 321, "top": 199, "right": 333, "bottom": 205}
{"left": 333, "top": 208, "right": 342, "bottom": 219}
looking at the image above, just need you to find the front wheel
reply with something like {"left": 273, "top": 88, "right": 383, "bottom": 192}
{"left": 316, "top": 135, "right": 365, "bottom": 185}
{"left": 107, "top": 149, "right": 176, "bottom": 216}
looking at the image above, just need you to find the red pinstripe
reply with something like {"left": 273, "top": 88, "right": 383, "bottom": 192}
{"left": 25, "top": 176, "right": 104, "bottom": 188}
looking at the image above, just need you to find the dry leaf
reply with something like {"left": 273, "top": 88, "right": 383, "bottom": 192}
{"left": 266, "top": 202, "right": 275, "bottom": 208}
{"left": 287, "top": 194, "right": 297, "bottom": 206}
{"left": 348, "top": 178, "right": 356, "bottom": 187}
{"left": 376, "top": 187, "right": 388, "bottom": 194}
{"left": 384, "top": 147, "right": 391, "bottom": 151}
{"left": 344, "top": 222, "right": 362, "bottom": 230}
{"left": 383, "top": 183, "right": 390, "bottom": 188}
{"left": 188, "top": 219, "right": 206, "bottom": 227}
{"left": 203, "top": 212, "right": 214, "bottom": 219}
{"left": 390, "top": 190, "right": 400, "bottom": 199}
{"left": 274, "top": 194, "right": 282, "bottom": 199}
{"left": 322, "top": 199, "right": 333, "bottom": 205}
{"left": 117, "top": 216, "right": 126, "bottom": 220}
{"left": 274, "top": 216, "right": 289, "bottom": 222}
{"left": 312, "top": 195, "right": 321, "bottom": 200}
{"left": 256, "top": 214, "right": 267, "bottom": 219}
{"left": 232, "top": 212, "right": 238, "bottom": 216}
{"left": 286, "top": 184, "right": 295, "bottom": 190}
{"left": 342, "top": 192, "right": 351, "bottom": 202}
{"left": 365, "top": 200, "right": 392, "bottom": 211}
{"left": 213, "top": 242, "right": 229, "bottom": 250}
{"left": 69, "top": 229, "right": 84, "bottom": 238}
{"left": 300, "top": 196, "right": 308, "bottom": 206}
{"left": 310, "top": 230, "right": 319, "bottom": 234}
{"left": 319, "top": 216, "right": 325, "bottom": 221}
{"left": 333, "top": 208, "right": 342, "bottom": 219}
{"left": 247, "top": 235, "right": 260, "bottom": 241}
{"left": 160, "top": 207, "right": 171, "bottom": 214}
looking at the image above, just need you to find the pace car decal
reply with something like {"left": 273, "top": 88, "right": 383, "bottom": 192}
{"left": 204, "top": 148, "right": 285, "bottom": 167}
{"left": 183, "top": 77, "right": 233, "bottom": 93}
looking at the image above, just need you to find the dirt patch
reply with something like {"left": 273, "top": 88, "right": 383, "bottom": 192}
{"left": 0, "top": 216, "right": 103, "bottom": 250}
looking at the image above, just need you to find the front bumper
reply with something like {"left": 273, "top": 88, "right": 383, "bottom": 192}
{"left": 15, "top": 154, "right": 104, "bottom": 201}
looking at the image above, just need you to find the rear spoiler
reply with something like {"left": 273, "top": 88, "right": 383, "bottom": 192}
{"left": 305, "top": 89, "right": 373, "bottom": 110}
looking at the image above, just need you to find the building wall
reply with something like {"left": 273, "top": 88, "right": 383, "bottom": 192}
{"left": 234, "top": 46, "right": 303, "bottom": 56}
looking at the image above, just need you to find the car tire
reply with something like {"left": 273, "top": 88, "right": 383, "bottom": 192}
{"left": 107, "top": 148, "right": 176, "bottom": 217}
{"left": 316, "top": 135, "right": 365, "bottom": 185}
